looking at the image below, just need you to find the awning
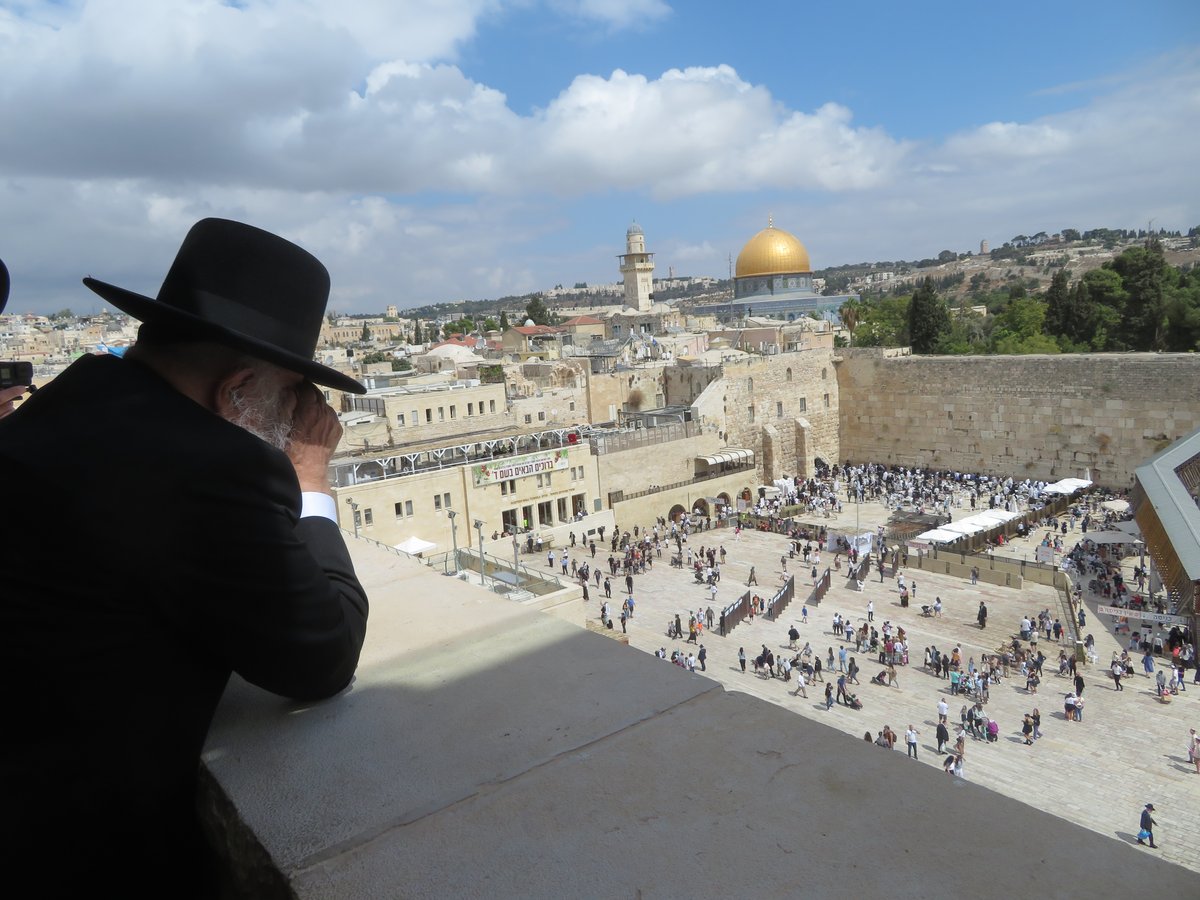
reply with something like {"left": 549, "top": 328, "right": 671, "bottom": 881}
{"left": 395, "top": 536, "right": 438, "bottom": 556}
{"left": 1080, "top": 531, "right": 1140, "bottom": 545}
{"left": 698, "top": 449, "right": 755, "bottom": 467}
{"left": 918, "top": 528, "right": 966, "bottom": 543}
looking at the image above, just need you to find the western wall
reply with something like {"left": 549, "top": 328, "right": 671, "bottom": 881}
{"left": 835, "top": 348, "right": 1200, "bottom": 487}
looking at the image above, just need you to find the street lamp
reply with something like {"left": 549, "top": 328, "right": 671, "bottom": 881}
{"left": 512, "top": 532, "right": 520, "bottom": 590}
{"left": 473, "top": 519, "right": 485, "bottom": 587}
{"left": 345, "top": 497, "right": 360, "bottom": 539}
{"left": 447, "top": 509, "right": 459, "bottom": 576}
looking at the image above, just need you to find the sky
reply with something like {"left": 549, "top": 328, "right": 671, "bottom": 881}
{"left": 0, "top": 0, "right": 1197, "bottom": 315}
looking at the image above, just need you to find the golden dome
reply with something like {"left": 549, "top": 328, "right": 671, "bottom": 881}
{"left": 735, "top": 220, "right": 811, "bottom": 277}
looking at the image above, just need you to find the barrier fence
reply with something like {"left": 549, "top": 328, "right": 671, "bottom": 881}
{"left": 719, "top": 576, "right": 796, "bottom": 635}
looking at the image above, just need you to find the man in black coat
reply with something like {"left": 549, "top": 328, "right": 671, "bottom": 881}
{"left": 0, "top": 219, "right": 369, "bottom": 891}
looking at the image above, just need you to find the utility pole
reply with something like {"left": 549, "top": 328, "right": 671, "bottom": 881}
{"left": 474, "top": 519, "right": 486, "bottom": 587}
{"left": 447, "top": 509, "right": 459, "bottom": 575}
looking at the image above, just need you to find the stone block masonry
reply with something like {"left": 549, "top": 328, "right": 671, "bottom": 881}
{"left": 836, "top": 350, "right": 1200, "bottom": 487}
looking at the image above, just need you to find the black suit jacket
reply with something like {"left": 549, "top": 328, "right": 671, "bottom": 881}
{"left": 0, "top": 354, "right": 368, "bottom": 888}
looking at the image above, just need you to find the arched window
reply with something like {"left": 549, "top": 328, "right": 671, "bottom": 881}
{"left": 786, "top": 368, "right": 793, "bottom": 382}
{"left": 747, "top": 377, "right": 754, "bottom": 392}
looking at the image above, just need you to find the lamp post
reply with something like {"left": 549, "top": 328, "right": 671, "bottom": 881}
{"left": 474, "top": 519, "right": 485, "bottom": 586}
{"left": 345, "top": 497, "right": 360, "bottom": 539}
{"left": 512, "top": 532, "right": 520, "bottom": 589}
{"left": 447, "top": 509, "right": 459, "bottom": 576}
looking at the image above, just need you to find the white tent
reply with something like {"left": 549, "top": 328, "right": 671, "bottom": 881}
{"left": 942, "top": 521, "right": 985, "bottom": 535}
{"left": 1102, "top": 499, "right": 1130, "bottom": 512}
{"left": 918, "top": 528, "right": 966, "bottom": 543}
{"left": 1043, "top": 477, "right": 1092, "bottom": 495}
{"left": 395, "top": 536, "right": 438, "bottom": 556}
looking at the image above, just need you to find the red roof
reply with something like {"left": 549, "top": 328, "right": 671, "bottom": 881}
{"left": 511, "top": 325, "right": 563, "bottom": 335}
{"left": 562, "top": 315, "right": 604, "bottom": 326}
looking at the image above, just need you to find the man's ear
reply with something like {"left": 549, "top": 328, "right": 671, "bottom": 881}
{"left": 213, "top": 367, "right": 257, "bottom": 419}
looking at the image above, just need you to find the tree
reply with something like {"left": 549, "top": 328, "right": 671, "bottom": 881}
{"left": 839, "top": 298, "right": 861, "bottom": 346}
{"left": 1061, "top": 228, "right": 1080, "bottom": 242}
{"left": 906, "top": 278, "right": 950, "bottom": 353}
{"left": 499, "top": 310, "right": 510, "bottom": 331}
{"left": 1112, "top": 240, "right": 1168, "bottom": 350}
{"left": 524, "top": 295, "right": 553, "bottom": 325}
{"left": 1042, "top": 270, "right": 1072, "bottom": 340}
{"left": 360, "top": 323, "right": 371, "bottom": 342}
{"left": 482, "top": 318, "right": 499, "bottom": 332}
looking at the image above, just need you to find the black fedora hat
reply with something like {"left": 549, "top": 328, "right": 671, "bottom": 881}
{"left": 83, "top": 218, "right": 365, "bottom": 394}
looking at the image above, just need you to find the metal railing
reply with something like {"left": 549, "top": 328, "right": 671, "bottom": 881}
{"left": 424, "top": 548, "right": 568, "bottom": 598}
{"left": 589, "top": 421, "right": 699, "bottom": 455}
{"left": 609, "top": 463, "right": 755, "bottom": 505}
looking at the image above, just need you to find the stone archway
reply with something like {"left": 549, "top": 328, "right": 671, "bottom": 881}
{"left": 668, "top": 504, "right": 687, "bottom": 522}
{"left": 692, "top": 498, "right": 710, "bottom": 517}
{"left": 740, "top": 487, "right": 753, "bottom": 503}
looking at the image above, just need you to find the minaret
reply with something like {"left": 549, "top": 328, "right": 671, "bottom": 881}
{"left": 618, "top": 221, "right": 655, "bottom": 312}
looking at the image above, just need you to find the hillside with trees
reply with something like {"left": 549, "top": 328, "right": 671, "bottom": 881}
{"left": 842, "top": 239, "right": 1200, "bottom": 354}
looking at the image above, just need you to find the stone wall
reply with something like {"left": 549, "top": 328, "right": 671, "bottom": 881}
{"left": 836, "top": 350, "right": 1200, "bottom": 487}
{"left": 693, "top": 350, "right": 841, "bottom": 480}
{"left": 585, "top": 366, "right": 668, "bottom": 424}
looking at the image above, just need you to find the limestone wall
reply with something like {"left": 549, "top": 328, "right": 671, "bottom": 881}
{"left": 837, "top": 350, "right": 1200, "bottom": 487}
{"left": 716, "top": 350, "right": 841, "bottom": 480}
{"left": 585, "top": 366, "right": 668, "bottom": 424}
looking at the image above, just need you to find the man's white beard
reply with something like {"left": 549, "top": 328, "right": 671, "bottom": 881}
{"left": 228, "top": 381, "right": 292, "bottom": 452}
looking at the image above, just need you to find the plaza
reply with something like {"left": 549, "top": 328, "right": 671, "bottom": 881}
{"left": 614, "top": 496, "right": 1200, "bottom": 873}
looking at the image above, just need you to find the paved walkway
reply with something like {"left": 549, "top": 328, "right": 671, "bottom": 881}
{"left": 609, "top": 503, "right": 1200, "bottom": 872}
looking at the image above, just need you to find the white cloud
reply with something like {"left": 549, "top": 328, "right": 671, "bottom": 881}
{"left": 0, "top": 3, "right": 1194, "bottom": 314}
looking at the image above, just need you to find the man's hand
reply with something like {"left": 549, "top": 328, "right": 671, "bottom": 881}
{"left": 287, "top": 382, "right": 342, "bottom": 493}
{"left": 0, "top": 384, "right": 28, "bottom": 420}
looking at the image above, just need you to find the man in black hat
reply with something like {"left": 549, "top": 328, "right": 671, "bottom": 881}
{"left": 1138, "top": 803, "right": 1158, "bottom": 848}
{"left": 0, "top": 219, "right": 369, "bottom": 891}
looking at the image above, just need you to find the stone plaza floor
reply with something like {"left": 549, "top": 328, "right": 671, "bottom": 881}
{"left": 609, "top": 500, "right": 1200, "bottom": 873}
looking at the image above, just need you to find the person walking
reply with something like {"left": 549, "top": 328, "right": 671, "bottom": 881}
{"left": 747, "top": 566, "right": 757, "bottom": 586}
{"left": 905, "top": 724, "right": 919, "bottom": 759}
{"left": 1137, "top": 804, "right": 1158, "bottom": 848}
{"left": 936, "top": 720, "right": 950, "bottom": 754}
{"left": 697, "top": 644, "right": 707, "bottom": 672}
{"left": 977, "top": 602, "right": 987, "bottom": 629}
{"left": 867, "top": 599, "right": 874, "bottom": 623}
{"left": 824, "top": 682, "right": 834, "bottom": 710}
{"left": 738, "top": 647, "right": 746, "bottom": 673}
{"left": 1112, "top": 657, "right": 1124, "bottom": 691}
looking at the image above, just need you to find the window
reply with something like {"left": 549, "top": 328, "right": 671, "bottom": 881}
{"left": 535, "top": 474, "right": 543, "bottom": 488}
{"left": 434, "top": 495, "right": 442, "bottom": 510}
{"left": 405, "top": 500, "right": 413, "bottom": 517}
{"left": 394, "top": 501, "right": 404, "bottom": 518}
{"left": 425, "top": 408, "right": 432, "bottom": 423}
{"left": 824, "top": 393, "right": 830, "bottom": 408}
{"left": 538, "top": 500, "right": 553, "bottom": 525}
{"left": 747, "top": 377, "right": 754, "bottom": 392}
{"left": 412, "top": 409, "right": 419, "bottom": 426}
{"left": 489, "top": 400, "right": 496, "bottom": 413}
{"left": 450, "top": 405, "right": 456, "bottom": 419}
{"left": 537, "top": 411, "right": 545, "bottom": 421}
{"left": 748, "top": 404, "right": 755, "bottom": 424}
{"left": 798, "top": 397, "right": 807, "bottom": 412}
{"left": 363, "top": 508, "right": 373, "bottom": 527}
{"left": 501, "top": 479, "right": 516, "bottom": 495}
{"left": 822, "top": 367, "right": 828, "bottom": 379}
{"left": 352, "top": 509, "right": 361, "bottom": 528}
{"left": 438, "top": 407, "right": 445, "bottom": 422}
{"left": 569, "top": 401, "right": 576, "bottom": 412}
{"left": 786, "top": 368, "right": 793, "bottom": 382}
{"left": 443, "top": 492, "right": 451, "bottom": 508}
{"left": 397, "top": 413, "right": 405, "bottom": 426}
{"left": 524, "top": 414, "right": 532, "bottom": 424}
{"left": 776, "top": 401, "right": 784, "bottom": 417}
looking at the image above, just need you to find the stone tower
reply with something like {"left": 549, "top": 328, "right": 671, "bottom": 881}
{"left": 618, "top": 222, "right": 655, "bottom": 313}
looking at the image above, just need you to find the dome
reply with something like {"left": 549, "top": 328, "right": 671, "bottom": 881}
{"left": 735, "top": 221, "right": 811, "bottom": 277}
{"left": 626, "top": 221, "right": 643, "bottom": 237}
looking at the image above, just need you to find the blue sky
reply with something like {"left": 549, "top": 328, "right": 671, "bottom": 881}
{"left": 0, "top": 0, "right": 1197, "bottom": 314}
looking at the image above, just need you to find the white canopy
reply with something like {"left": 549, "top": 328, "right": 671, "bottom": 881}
{"left": 919, "top": 528, "right": 966, "bottom": 543}
{"left": 1113, "top": 520, "right": 1142, "bottom": 536}
{"left": 1043, "top": 477, "right": 1092, "bottom": 495}
{"left": 395, "top": 536, "right": 438, "bottom": 555}
{"left": 1102, "top": 499, "right": 1130, "bottom": 512}
{"left": 941, "top": 521, "right": 986, "bottom": 535}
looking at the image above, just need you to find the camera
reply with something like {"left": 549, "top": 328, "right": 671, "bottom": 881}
{"left": 0, "top": 258, "right": 35, "bottom": 390}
